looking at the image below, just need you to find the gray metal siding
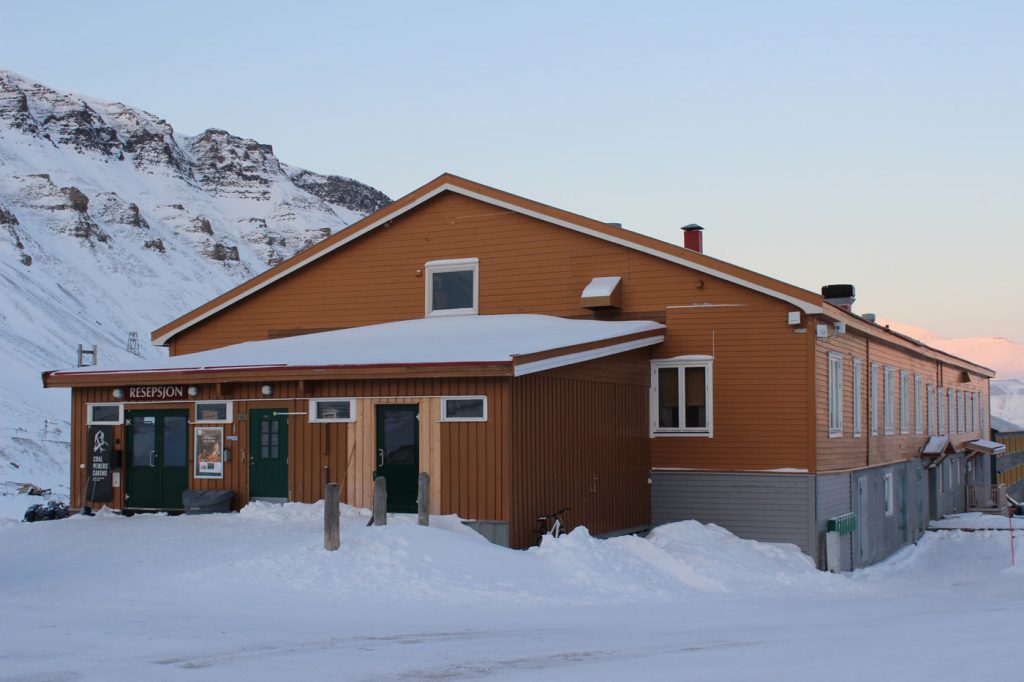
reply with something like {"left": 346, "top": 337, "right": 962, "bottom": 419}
{"left": 463, "top": 520, "right": 510, "bottom": 547}
{"left": 651, "top": 471, "right": 815, "bottom": 556}
{"left": 851, "top": 460, "right": 928, "bottom": 568}
{"left": 815, "top": 473, "right": 853, "bottom": 571}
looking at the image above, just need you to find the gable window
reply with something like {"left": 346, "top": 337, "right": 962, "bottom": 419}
{"left": 870, "top": 363, "right": 879, "bottom": 436}
{"left": 309, "top": 398, "right": 355, "bottom": 423}
{"left": 883, "top": 472, "right": 894, "bottom": 516}
{"left": 927, "top": 384, "right": 936, "bottom": 435}
{"left": 195, "top": 401, "right": 232, "bottom": 424}
{"left": 651, "top": 356, "right": 712, "bottom": 436}
{"left": 441, "top": 396, "right": 487, "bottom": 422}
{"left": 914, "top": 375, "right": 923, "bottom": 435}
{"left": 884, "top": 366, "right": 895, "bottom": 436}
{"left": 88, "top": 403, "right": 124, "bottom": 425}
{"left": 852, "top": 358, "right": 862, "bottom": 438}
{"left": 828, "top": 353, "right": 843, "bottom": 437}
{"left": 899, "top": 370, "right": 910, "bottom": 434}
{"left": 425, "top": 258, "right": 478, "bottom": 317}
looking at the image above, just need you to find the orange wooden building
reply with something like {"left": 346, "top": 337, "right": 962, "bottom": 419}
{"left": 43, "top": 174, "right": 997, "bottom": 565}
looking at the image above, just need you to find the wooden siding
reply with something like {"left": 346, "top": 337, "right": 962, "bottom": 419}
{"left": 651, "top": 302, "right": 812, "bottom": 472}
{"left": 70, "top": 378, "right": 510, "bottom": 524}
{"left": 815, "top": 329, "right": 992, "bottom": 473}
{"left": 169, "top": 192, "right": 808, "bottom": 355}
{"left": 509, "top": 354, "right": 651, "bottom": 548}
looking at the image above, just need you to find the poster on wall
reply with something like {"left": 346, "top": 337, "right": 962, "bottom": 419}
{"left": 194, "top": 427, "right": 224, "bottom": 479}
{"left": 86, "top": 425, "right": 114, "bottom": 502}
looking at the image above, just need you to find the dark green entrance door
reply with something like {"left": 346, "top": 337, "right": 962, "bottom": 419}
{"left": 249, "top": 409, "right": 288, "bottom": 500}
{"left": 375, "top": 405, "right": 419, "bottom": 513}
{"left": 125, "top": 410, "right": 188, "bottom": 510}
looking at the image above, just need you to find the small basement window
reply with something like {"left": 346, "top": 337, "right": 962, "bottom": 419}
{"left": 194, "top": 401, "right": 232, "bottom": 424}
{"left": 425, "top": 258, "right": 478, "bottom": 317}
{"left": 651, "top": 356, "right": 712, "bottom": 436}
{"left": 309, "top": 398, "right": 355, "bottom": 423}
{"left": 87, "top": 403, "right": 124, "bottom": 425}
{"left": 441, "top": 396, "right": 487, "bottom": 422}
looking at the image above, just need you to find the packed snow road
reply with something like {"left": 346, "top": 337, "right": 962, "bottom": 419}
{"left": 1, "top": 503, "right": 1020, "bottom": 681}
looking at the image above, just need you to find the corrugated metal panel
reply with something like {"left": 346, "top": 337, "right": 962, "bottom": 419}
{"left": 651, "top": 471, "right": 815, "bottom": 555}
{"left": 815, "top": 473, "right": 852, "bottom": 571}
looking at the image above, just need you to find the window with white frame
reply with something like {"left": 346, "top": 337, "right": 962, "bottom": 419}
{"left": 899, "top": 370, "right": 910, "bottom": 434}
{"left": 194, "top": 401, "right": 232, "bottom": 423}
{"left": 872, "top": 360, "right": 880, "bottom": 436}
{"left": 980, "top": 394, "right": 986, "bottom": 434}
{"left": 884, "top": 366, "right": 895, "bottom": 435}
{"left": 309, "top": 398, "right": 355, "bottom": 423}
{"left": 927, "top": 384, "right": 936, "bottom": 435}
{"left": 651, "top": 357, "right": 712, "bottom": 435}
{"left": 852, "top": 358, "right": 862, "bottom": 438}
{"left": 948, "top": 388, "right": 956, "bottom": 434}
{"left": 883, "top": 472, "right": 894, "bottom": 516}
{"left": 967, "top": 392, "right": 973, "bottom": 432}
{"left": 440, "top": 396, "right": 488, "bottom": 422}
{"left": 914, "top": 375, "right": 923, "bottom": 435}
{"left": 425, "top": 258, "right": 479, "bottom": 317}
{"left": 938, "top": 388, "right": 947, "bottom": 435}
{"left": 828, "top": 353, "right": 843, "bottom": 437}
{"left": 958, "top": 391, "right": 965, "bottom": 432}
{"left": 87, "top": 402, "right": 124, "bottom": 425}
{"left": 975, "top": 392, "right": 981, "bottom": 432}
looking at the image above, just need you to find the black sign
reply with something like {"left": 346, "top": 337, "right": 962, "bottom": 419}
{"left": 86, "top": 425, "right": 114, "bottom": 503}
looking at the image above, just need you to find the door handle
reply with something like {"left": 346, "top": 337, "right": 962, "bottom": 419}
{"left": 149, "top": 450, "right": 156, "bottom": 467}
{"left": 377, "top": 448, "right": 385, "bottom": 467}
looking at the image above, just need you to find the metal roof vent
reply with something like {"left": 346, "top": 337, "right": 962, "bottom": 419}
{"left": 822, "top": 284, "right": 855, "bottom": 312}
{"left": 682, "top": 224, "right": 703, "bottom": 253}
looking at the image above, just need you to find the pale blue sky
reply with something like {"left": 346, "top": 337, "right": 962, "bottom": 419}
{"left": 2, "top": 1, "right": 1021, "bottom": 340}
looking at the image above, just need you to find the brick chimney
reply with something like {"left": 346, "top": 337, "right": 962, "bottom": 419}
{"left": 682, "top": 224, "right": 703, "bottom": 253}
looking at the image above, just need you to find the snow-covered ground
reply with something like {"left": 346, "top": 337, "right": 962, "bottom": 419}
{"left": 1, "top": 504, "right": 1020, "bottom": 681}
{"left": 930, "top": 511, "right": 1024, "bottom": 530}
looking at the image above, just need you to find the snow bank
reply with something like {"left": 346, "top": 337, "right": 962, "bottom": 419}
{"left": 930, "top": 512, "right": 1023, "bottom": 530}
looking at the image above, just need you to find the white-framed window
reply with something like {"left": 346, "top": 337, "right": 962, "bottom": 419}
{"left": 967, "top": 392, "right": 973, "bottom": 432}
{"left": 975, "top": 392, "right": 981, "bottom": 432}
{"left": 309, "top": 398, "right": 356, "bottom": 423}
{"left": 927, "top": 384, "right": 936, "bottom": 435}
{"left": 948, "top": 388, "right": 956, "bottom": 434}
{"left": 884, "top": 366, "right": 895, "bottom": 435}
{"left": 828, "top": 352, "right": 843, "bottom": 437}
{"left": 883, "top": 472, "right": 894, "bottom": 516}
{"left": 87, "top": 402, "right": 124, "bottom": 425}
{"left": 899, "top": 370, "right": 910, "bottom": 434}
{"left": 938, "top": 388, "right": 947, "bottom": 435}
{"left": 958, "top": 391, "right": 965, "bottom": 433}
{"left": 980, "top": 394, "right": 987, "bottom": 434}
{"left": 852, "top": 358, "right": 862, "bottom": 438}
{"left": 440, "top": 396, "right": 488, "bottom": 422}
{"left": 425, "top": 258, "right": 479, "bottom": 317}
{"left": 870, "top": 363, "right": 879, "bottom": 436}
{"left": 194, "top": 400, "right": 232, "bottom": 424}
{"left": 651, "top": 356, "right": 713, "bottom": 436}
{"left": 914, "top": 375, "right": 923, "bottom": 435}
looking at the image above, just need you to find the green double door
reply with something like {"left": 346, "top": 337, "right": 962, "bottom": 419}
{"left": 249, "top": 409, "right": 289, "bottom": 500}
{"left": 125, "top": 410, "right": 188, "bottom": 510}
{"left": 375, "top": 405, "right": 419, "bottom": 513}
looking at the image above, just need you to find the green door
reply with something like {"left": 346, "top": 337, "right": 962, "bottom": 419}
{"left": 375, "top": 405, "right": 419, "bottom": 513}
{"left": 249, "top": 409, "right": 289, "bottom": 500}
{"left": 125, "top": 410, "right": 188, "bottom": 510}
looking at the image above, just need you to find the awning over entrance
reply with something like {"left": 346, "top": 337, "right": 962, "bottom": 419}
{"left": 962, "top": 439, "right": 1008, "bottom": 457}
{"left": 921, "top": 436, "right": 955, "bottom": 457}
{"left": 43, "top": 314, "right": 665, "bottom": 387}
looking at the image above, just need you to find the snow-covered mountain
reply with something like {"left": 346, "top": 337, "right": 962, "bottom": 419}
{"left": 0, "top": 70, "right": 390, "bottom": 516}
{"left": 992, "top": 379, "right": 1024, "bottom": 429}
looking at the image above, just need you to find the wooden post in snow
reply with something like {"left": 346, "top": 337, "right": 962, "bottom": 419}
{"left": 372, "top": 476, "right": 387, "bottom": 526}
{"left": 324, "top": 482, "right": 340, "bottom": 551}
{"left": 417, "top": 472, "right": 430, "bottom": 526}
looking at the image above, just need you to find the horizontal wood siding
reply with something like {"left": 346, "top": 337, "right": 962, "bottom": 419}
{"left": 815, "top": 329, "right": 992, "bottom": 472}
{"left": 510, "top": 356, "right": 651, "bottom": 548}
{"left": 651, "top": 302, "right": 811, "bottom": 472}
{"left": 170, "top": 192, "right": 806, "bottom": 355}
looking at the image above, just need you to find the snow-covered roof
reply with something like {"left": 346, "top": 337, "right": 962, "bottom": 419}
{"left": 49, "top": 314, "right": 664, "bottom": 380}
{"left": 963, "top": 439, "right": 1007, "bottom": 456}
{"left": 921, "top": 436, "right": 952, "bottom": 456}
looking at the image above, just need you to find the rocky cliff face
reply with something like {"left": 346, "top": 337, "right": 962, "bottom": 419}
{"left": 0, "top": 70, "right": 391, "bottom": 511}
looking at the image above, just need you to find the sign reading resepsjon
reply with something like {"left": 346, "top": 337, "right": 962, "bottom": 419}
{"left": 126, "top": 385, "right": 185, "bottom": 401}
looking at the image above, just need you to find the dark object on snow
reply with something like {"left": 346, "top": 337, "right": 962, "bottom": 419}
{"left": 182, "top": 489, "right": 234, "bottom": 514}
{"left": 23, "top": 500, "right": 71, "bottom": 522}
{"left": 17, "top": 483, "right": 50, "bottom": 496}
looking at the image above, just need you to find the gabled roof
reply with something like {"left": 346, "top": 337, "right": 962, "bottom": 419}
{"left": 152, "top": 173, "right": 824, "bottom": 346}
{"left": 47, "top": 315, "right": 665, "bottom": 387}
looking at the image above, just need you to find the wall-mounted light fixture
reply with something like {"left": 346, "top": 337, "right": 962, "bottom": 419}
{"left": 112, "top": 387, "right": 124, "bottom": 400}
{"left": 261, "top": 384, "right": 273, "bottom": 397}
{"left": 187, "top": 386, "right": 199, "bottom": 398}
